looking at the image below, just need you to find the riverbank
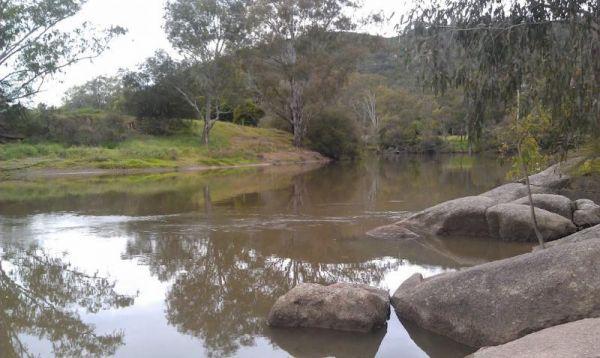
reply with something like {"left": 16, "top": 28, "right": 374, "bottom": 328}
{"left": 0, "top": 121, "right": 329, "bottom": 180}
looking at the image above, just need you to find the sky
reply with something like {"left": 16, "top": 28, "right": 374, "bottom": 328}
{"left": 33, "top": 0, "right": 411, "bottom": 105}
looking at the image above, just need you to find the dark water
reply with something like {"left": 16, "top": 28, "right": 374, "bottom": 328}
{"left": 0, "top": 155, "right": 532, "bottom": 358}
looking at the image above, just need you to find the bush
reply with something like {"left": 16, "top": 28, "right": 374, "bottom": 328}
{"left": 136, "top": 117, "right": 191, "bottom": 136}
{"left": 44, "top": 112, "right": 133, "bottom": 146}
{"left": 308, "top": 109, "right": 361, "bottom": 160}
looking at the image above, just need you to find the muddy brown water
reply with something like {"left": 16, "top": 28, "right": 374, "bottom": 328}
{"left": 0, "top": 155, "right": 532, "bottom": 358}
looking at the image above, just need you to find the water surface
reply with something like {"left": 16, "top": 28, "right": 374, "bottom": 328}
{"left": 0, "top": 155, "right": 532, "bottom": 357}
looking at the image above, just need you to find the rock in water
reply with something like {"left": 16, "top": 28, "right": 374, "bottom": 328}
{"left": 511, "top": 193, "right": 574, "bottom": 220}
{"left": 480, "top": 183, "right": 551, "bottom": 204}
{"left": 366, "top": 223, "right": 421, "bottom": 240}
{"left": 391, "top": 238, "right": 600, "bottom": 347}
{"left": 485, "top": 204, "right": 576, "bottom": 242}
{"left": 470, "top": 318, "right": 600, "bottom": 358}
{"left": 573, "top": 199, "right": 600, "bottom": 227}
{"left": 403, "top": 196, "right": 497, "bottom": 237}
{"left": 267, "top": 283, "right": 390, "bottom": 333}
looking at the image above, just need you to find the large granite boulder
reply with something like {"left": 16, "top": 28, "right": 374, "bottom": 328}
{"left": 267, "top": 283, "right": 390, "bottom": 333}
{"left": 485, "top": 204, "right": 576, "bottom": 242}
{"left": 511, "top": 194, "right": 574, "bottom": 220}
{"left": 573, "top": 199, "right": 600, "bottom": 227}
{"left": 470, "top": 318, "right": 600, "bottom": 358}
{"left": 391, "top": 237, "right": 600, "bottom": 347}
{"left": 402, "top": 196, "right": 496, "bottom": 237}
{"left": 480, "top": 183, "right": 551, "bottom": 204}
{"left": 545, "top": 224, "right": 600, "bottom": 249}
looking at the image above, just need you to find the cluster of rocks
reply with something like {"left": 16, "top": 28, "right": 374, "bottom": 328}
{"left": 268, "top": 224, "right": 600, "bottom": 356}
{"left": 368, "top": 161, "right": 600, "bottom": 244}
{"left": 267, "top": 161, "right": 600, "bottom": 357}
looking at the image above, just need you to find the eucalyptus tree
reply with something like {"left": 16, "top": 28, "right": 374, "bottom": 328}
{"left": 403, "top": 0, "right": 600, "bottom": 247}
{"left": 164, "top": 0, "right": 251, "bottom": 145}
{"left": 247, "top": 0, "right": 362, "bottom": 147}
{"left": 62, "top": 75, "right": 122, "bottom": 110}
{"left": 0, "top": 0, "right": 126, "bottom": 104}
{"left": 402, "top": 0, "right": 599, "bottom": 151}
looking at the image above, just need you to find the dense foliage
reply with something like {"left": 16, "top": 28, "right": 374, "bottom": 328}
{"left": 403, "top": 0, "right": 600, "bottom": 154}
{"left": 308, "top": 109, "right": 360, "bottom": 160}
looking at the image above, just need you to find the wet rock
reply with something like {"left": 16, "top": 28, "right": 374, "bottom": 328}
{"left": 480, "top": 183, "right": 551, "bottom": 204}
{"left": 573, "top": 199, "right": 600, "bottom": 227}
{"left": 267, "top": 283, "right": 390, "bottom": 333}
{"left": 470, "top": 318, "right": 600, "bottom": 358}
{"left": 402, "top": 196, "right": 496, "bottom": 237}
{"left": 391, "top": 238, "right": 600, "bottom": 347}
{"left": 485, "top": 204, "right": 576, "bottom": 242}
{"left": 366, "top": 222, "right": 421, "bottom": 240}
{"left": 511, "top": 194, "right": 574, "bottom": 220}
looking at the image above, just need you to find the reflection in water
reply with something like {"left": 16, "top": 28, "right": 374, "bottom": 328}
{"left": 0, "top": 244, "right": 134, "bottom": 357}
{"left": 265, "top": 326, "right": 387, "bottom": 358}
{"left": 0, "top": 156, "right": 530, "bottom": 357}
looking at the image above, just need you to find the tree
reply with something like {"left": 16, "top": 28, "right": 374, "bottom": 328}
{"left": 121, "top": 51, "right": 196, "bottom": 125}
{"left": 247, "top": 0, "right": 362, "bottom": 147}
{"left": 403, "top": 0, "right": 600, "bottom": 153}
{"left": 164, "top": 0, "right": 251, "bottom": 145}
{"left": 403, "top": 0, "right": 600, "bottom": 246}
{"left": 0, "top": 0, "right": 126, "bottom": 104}
{"left": 62, "top": 75, "right": 122, "bottom": 110}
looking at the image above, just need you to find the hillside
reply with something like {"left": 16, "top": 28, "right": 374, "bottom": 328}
{"left": 0, "top": 121, "right": 326, "bottom": 177}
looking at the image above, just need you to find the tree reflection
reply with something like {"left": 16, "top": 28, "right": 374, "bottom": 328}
{"left": 124, "top": 226, "right": 398, "bottom": 357}
{"left": 0, "top": 245, "right": 134, "bottom": 357}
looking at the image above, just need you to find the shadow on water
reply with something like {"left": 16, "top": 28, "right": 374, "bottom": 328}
{"left": 0, "top": 155, "right": 531, "bottom": 357}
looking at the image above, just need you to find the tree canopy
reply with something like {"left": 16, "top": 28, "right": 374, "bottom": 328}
{"left": 403, "top": 0, "right": 600, "bottom": 152}
{"left": 0, "top": 0, "right": 126, "bottom": 105}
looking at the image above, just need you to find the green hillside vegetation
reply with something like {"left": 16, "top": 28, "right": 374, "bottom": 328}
{"left": 0, "top": 119, "right": 311, "bottom": 173}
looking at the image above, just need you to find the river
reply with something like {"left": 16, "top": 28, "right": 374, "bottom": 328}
{"left": 0, "top": 155, "right": 533, "bottom": 357}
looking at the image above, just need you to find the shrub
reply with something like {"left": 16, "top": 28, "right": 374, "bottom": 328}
{"left": 308, "top": 109, "right": 361, "bottom": 160}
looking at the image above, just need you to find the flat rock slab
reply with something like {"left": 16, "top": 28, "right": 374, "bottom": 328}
{"left": 470, "top": 318, "right": 600, "bottom": 358}
{"left": 391, "top": 238, "right": 600, "bottom": 347}
{"left": 486, "top": 203, "right": 576, "bottom": 242}
{"left": 366, "top": 223, "right": 421, "bottom": 240}
{"left": 267, "top": 283, "right": 390, "bottom": 333}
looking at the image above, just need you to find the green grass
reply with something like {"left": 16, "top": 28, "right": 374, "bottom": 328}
{"left": 0, "top": 121, "right": 301, "bottom": 172}
{"left": 442, "top": 135, "right": 470, "bottom": 153}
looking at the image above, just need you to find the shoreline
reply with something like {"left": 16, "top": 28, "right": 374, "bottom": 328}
{"left": 2, "top": 157, "right": 331, "bottom": 181}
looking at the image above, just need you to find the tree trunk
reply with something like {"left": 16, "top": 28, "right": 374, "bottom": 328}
{"left": 516, "top": 88, "right": 545, "bottom": 249}
{"left": 290, "top": 77, "right": 303, "bottom": 147}
{"left": 202, "top": 94, "right": 211, "bottom": 146}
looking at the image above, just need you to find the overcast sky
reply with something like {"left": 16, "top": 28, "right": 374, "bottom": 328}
{"left": 34, "top": 0, "right": 411, "bottom": 105}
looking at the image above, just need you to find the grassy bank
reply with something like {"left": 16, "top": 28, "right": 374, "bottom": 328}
{"left": 0, "top": 121, "right": 324, "bottom": 174}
